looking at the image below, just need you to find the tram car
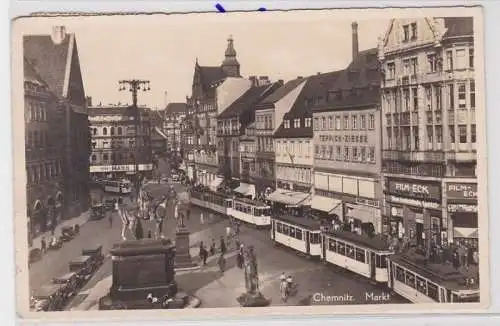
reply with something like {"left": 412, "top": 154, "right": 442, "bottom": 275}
{"left": 189, "top": 190, "right": 233, "bottom": 215}
{"left": 387, "top": 253, "right": 480, "bottom": 303}
{"left": 270, "top": 215, "right": 322, "bottom": 257}
{"left": 230, "top": 197, "right": 272, "bottom": 228}
{"left": 322, "top": 231, "right": 394, "bottom": 283}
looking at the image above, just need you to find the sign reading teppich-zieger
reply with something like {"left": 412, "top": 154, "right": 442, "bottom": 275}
{"left": 446, "top": 183, "right": 477, "bottom": 201}
{"left": 387, "top": 179, "right": 441, "bottom": 202}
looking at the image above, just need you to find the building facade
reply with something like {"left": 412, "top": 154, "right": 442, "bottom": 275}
{"left": 239, "top": 122, "right": 256, "bottom": 184}
{"left": 24, "top": 58, "right": 65, "bottom": 244}
{"left": 253, "top": 78, "right": 307, "bottom": 194}
{"left": 150, "top": 127, "right": 168, "bottom": 155}
{"left": 89, "top": 105, "right": 153, "bottom": 179}
{"left": 24, "top": 26, "right": 91, "bottom": 234}
{"left": 164, "top": 102, "right": 186, "bottom": 152}
{"left": 379, "top": 17, "right": 476, "bottom": 246}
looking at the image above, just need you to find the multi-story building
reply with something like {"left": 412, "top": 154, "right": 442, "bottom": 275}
{"left": 89, "top": 105, "right": 153, "bottom": 179}
{"left": 239, "top": 122, "right": 256, "bottom": 185}
{"left": 150, "top": 127, "right": 168, "bottom": 155}
{"left": 24, "top": 57, "right": 65, "bottom": 244}
{"left": 379, "top": 17, "right": 476, "bottom": 246}
{"left": 273, "top": 71, "right": 343, "bottom": 208}
{"left": 253, "top": 78, "right": 307, "bottom": 195}
{"left": 215, "top": 79, "right": 282, "bottom": 193}
{"left": 24, "top": 26, "right": 91, "bottom": 233}
{"left": 164, "top": 102, "right": 186, "bottom": 152}
{"left": 183, "top": 36, "right": 243, "bottom": 180}
{"left": 312, "top": 22, "right": 382, "bottom": 233}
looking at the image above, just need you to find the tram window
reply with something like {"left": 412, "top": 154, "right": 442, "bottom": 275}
{"left": 395, "top": 266, "right": 405, "bottom": 283}
{"left": 427, "top": 282, "right": 439, "bottom": 302}
{"left": 376, "top": 254, "right": 388, "bottom": 268}
{"left": 277, "top": 222, "right": 283, "bottom": 233}
{"left": 355, "top": 248, "right": 366, "bottom": 262}
{"left": 345, "top": 245, "right": 355, "bottom": 259}
{"left": 328, "top": 239, "right": 337, "bottom": 252}
{"left": 337, "top": 242, "right": 346, "bottom": 256}
{"left": 416, "top": 276, "right": 427, "bottom": 295}
{"left": 405, "top": 272, "right": 416, "bottom": 289}
{"left": 282, "top": 224, "right": 289, "bottom": 235}
{"left": 310, "top": 233, "right": 320, "bottom": 244}
{"left": 225, "top": 200, "right": 232, "bottom": 208}
{"left": 296, "top": 229, "right": 302, "bottom": 240}
{"left": 263, "top": 208, "right": 270, "bottom": 216}
{"left": 289, "top": 227, "right": 296, "bottom": 238}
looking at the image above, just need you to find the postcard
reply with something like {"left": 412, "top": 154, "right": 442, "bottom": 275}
{"left": 11, "top": 6, "right": 489, "bottom": 320}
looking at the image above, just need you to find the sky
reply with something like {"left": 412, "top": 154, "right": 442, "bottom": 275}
{"left": 17, "top": 11, "right": 391, "bottom": 109}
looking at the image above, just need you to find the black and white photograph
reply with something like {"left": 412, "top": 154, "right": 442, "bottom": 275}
{"left": 11, "top": 6, "right": 488, "bottom": 319}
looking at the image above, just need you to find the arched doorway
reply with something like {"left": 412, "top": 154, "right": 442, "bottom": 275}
{"left": 55, "top": 191, "right": 63, "bottom": 222}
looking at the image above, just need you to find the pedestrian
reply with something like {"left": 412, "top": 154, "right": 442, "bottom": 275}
{"left": 40, "top": 236, "right": 46, "bottom": 253}
{"left": 108, "top": 209, "right": 113, "bottom": 228}
{"left": 217, "top": 253, "right": 226, "bottom": 275}
{"left": 210, "top": 239, "right": 216, "bottom": 256}
{"left": 237, "top": 244, "right": 244, "bottom": 269}
{"left": 200, "top": 211, "right": 204, "bottom": 225}
{"left": 208, "top": 212, "right": 214, "bottom": 223}
{"left": 220, "top": 236, "right": 227, "bottom": 255}
{"left": 147, "top": 230, "right": 152, "bottom": 239}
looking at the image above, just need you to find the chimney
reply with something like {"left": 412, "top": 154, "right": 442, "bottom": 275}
{"left": 278, "top": 79, "right": 284, "bottom": 85}
{"left": 164, "top": 90, "right": 168, "bottom": 107}
{"left": 259, "top": 76, "right": 270, "bottom": 85}
{"left": 249, "top": 76, "right": 258, "bottom": 87}
{"left": 85, "top": 96, "right": 92, "bottom": 107}
{"left": 51, "top": 26, "right": 67, "bottom": 45}
{"left": 297, "top": 76, "right": 303, "bottom": 79}
{"left": 352, "top": 21, "right": 359, "bottom": 61}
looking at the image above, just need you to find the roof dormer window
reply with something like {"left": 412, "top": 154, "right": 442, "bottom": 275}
{"left": 294, "top": 118, "right": 301, "bottom": 128}
{"left": 284, "top": 120, "right": 290, "bottom": 129}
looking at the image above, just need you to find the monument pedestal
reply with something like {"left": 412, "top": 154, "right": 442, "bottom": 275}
{"left": 99, "top": 239, "right": 178, "bottom": 309}
{"left": 175, "top": 227, "right": 198, "bottom": 270}
{"left": 237, "top": 291, "right": 271, "bottom": 307}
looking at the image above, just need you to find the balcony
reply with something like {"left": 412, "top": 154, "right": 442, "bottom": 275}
{"left": 445, "top": 151, "right": 476, "bottom": 162}
{"left": 382, "top": 150, "right": 445, "bottom": 163}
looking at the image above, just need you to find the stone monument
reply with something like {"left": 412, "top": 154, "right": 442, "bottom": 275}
{"left": 174, "top": 191, "right": 198, "bottom": 270}
{"left": 236, "top": 245, "right": 271, "bottom": 307}
{"left": 99, "top": 238, "right": 179, "bottom": 309}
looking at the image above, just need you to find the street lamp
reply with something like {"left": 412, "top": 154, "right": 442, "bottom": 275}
{"left": 118, "top": 79, "right": 151, "bottom": 197}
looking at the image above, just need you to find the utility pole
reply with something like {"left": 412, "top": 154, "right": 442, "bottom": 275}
{"left": 118, "top": 79, "right": 150, "bottom": 197}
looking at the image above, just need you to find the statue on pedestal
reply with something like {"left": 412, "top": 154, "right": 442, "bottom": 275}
{"left": 237, "top": 245, "right": 270, "bottom": 307}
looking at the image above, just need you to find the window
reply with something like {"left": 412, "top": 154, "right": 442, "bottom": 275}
{"left": 103, "top": 127, "right": 108, "bottom": 136}
{"left": 111, "top": 127, "right": 115, "bottom": 135}
{"left": 343, "top": 116, "right": 349, "bottom": 130}
{"left": 470, "top": 81, "right": 475, "bottom": 109}
{"left": 360, "top": 147, "right": 366, "bottom": 161}
{"left": 369, "top": 147, "right": 375, "bottom": 162}
{"left": 412, "top": 88, "right": 418, "bottom": 111}
{"left": 458, "top": 83, "right": 466, "bottom": 109}
{"left": 446, "top": 50, "right": 453, "bottom": 70}
{"left": 368, "top": 114, "right": 375, "bottom": 130}
{"left": 313, "top": 117, "right": 319, "bottom": 130}
{"left": 387, "top": 62, "right": 395, "bottom": 79}
{"left": 355, "top": 248, "right": 366, "bottom": 262}
{"left": 411, "top": 57, "right": 418, "bottom": 75}
{"left": 352, "top": 147, "right": 358, "bottom": 161}
{"left": 352, "top": 116, "right": 358, "bottom": 129}
{"left": 403, "top": 89, "right": 410, "bottom": 111}
{"left": 305, "top": 117, "right": 312, "bottom": 127}
{"left": 335, "top": 116, "right": 341, "bottom": 130}
{"left": 449, "top": 125, "right": 455, "bottom": 143}
{"left": 403, "top": 59, "right": 410, "bottom": 75}
{"left": 456, "top": 49, "right": 466, "bottom": 69}
{"left": 435, "top": 85, "right": 442, "bottom": 110}
{"left": 336, "top": 146, "right": 341, "bottom": 160}
{"left": 448, "top": 84, "right": 455, "bottom": 110}
{"left": 427, "top": 54, "right": 437, "bottom": 73}
{"left": 427, "top": 126, "right": 433, "bottom": 144}
{"left": 328, "top": 116, "right": 334, "bottom": 129}
{"left": 294, "top": 118, "right": 300, "bottom": 128}
{"left": 344, "top": 147, "right": 349, "bottom": 161}
{"left": 411, "top": 23, "right": 417, "bottom": 39}
{"left": 118, "top": 127, "right": 122, "bottom": 135}
{"left": 284, "top": 120, "right": 290, "bottom": 128}
{"left": 403, "top": 24, "right": 410, "bottom": 42}
{"left": 321, "top": 117, "right": 326, "bottom": 129}
{"left": 436, "top": 125, "right": 443, "bottom": 143}
{"left": 469, "top": 48, "right": 474, "bottom": 68}
{"left": 471, "top": 124, "right": 476, "bottom": 143}
{"left": 360, "top": 115, "right": 366, "bottom": 129}
{"left": 103, "top": 153, "right": 108, "bottom": 161}
{"left": 459, "top": 125, "right": 467, "bottom": 143}
{"left": 425, "top": 86, "right": 432, "bottom": 110}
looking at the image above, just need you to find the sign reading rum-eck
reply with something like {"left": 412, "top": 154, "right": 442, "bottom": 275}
{"left": 386, "top": 178, "right": 441, "bottom": 202}
{"left": 314, "top": 172, "right": 376, "bottom": 199}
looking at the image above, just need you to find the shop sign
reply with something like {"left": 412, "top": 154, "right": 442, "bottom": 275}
{"left": 90, "top": 164, "right": 153, "bottom": 173}
{"left": 391, "top": 206, "right": 404, "bottom": 217}
{"left": 446, "top": 183, "right": 477, "bottom": 200}
{"left": 448, "top": 204, "right": 478, "bottom": 213}
{"left": 387, "top": 179, "right": 441, "bottom": 201}
{"left": 389, "top": 195, "right": 441, "bottom": 210}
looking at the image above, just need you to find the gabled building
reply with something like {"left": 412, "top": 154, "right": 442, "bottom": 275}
{"left": 182, "top": 35, "right": 245, "bottom": 180}
{"left": 164, "top": 102, "right": 187, "bottom": 152}
{"left": 214, "top": 79, "right": 283, "bottom": 194}
{"left": 24, "top": 26, "right": 90, "bottom": 230}
{"left": 272, "top": 70, "right": 343, "bottom": 210}
{"left": 379, "top": 17, "right": 476, "bottom": 245}
{"left": 253, "top": 78, "right": 308, "bottom": 195}
{"left": 312, "top": 22, "right": 382, "bottom": 234}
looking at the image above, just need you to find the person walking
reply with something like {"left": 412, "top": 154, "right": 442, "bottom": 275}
{"left": 279, "top": 276, "right": 288, "bottom": 302}
{"left": 210, "top": 239, "right": 216, "bottom": 256}
{"left": 220, "top": 236, "right": 227, "bottom": 255}
{"left": 200, "top": 211, "right": 205, "bottom": 225}
{"left": 40, "top": 236, "right": 46, "bottom": 253}
{"left": 237, "top": 244, "right": 244, "bottom": 269}
{"left": 217, "top": 253, "right": 226, "bottom": 275}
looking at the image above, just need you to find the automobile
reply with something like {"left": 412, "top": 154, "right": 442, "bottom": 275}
{"left": 30, "top": 283, "right": 67, "bottom": 312}
{"left": 104, "top": 199, "right": 116, "bottom": 211}
{"left": 60, "top": 226, "right": 76, "bottom": 242}
{"left": 82, "top": 244, "right": 105, "bottom": 270}
{"left": 69, "top": 255, "right": 94, "bottom": 285}
{"left": 171, "top": 174, "right": 180, "bottom": 182}
{"left": 52, "top": 272, "right": 79, "bottom": 298}
{"left": 90, "top": 204, "right": 105, "bottom": 220}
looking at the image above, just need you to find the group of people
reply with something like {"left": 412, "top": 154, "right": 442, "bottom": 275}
{"left": 279, "top": 273, "right": 296, "bottom": 302}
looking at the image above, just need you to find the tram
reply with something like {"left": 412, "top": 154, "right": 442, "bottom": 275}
{"left": 270, "top": 215, "right": 322, "bottom": 257}
{"left": 387, "top": 253, "right": 480, "bottom": 303}
{"left": 322, "top": 231, "right": 394, "bottom": 283}
{"left": 229, "top": 197, "right": 271, "bottom": 227}
{"left": 189, "top": 190, "right": 233, "bottom": 215}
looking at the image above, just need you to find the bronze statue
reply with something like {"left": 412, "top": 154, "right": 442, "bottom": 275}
{"left": 243, "top": 245, "right": 259, "bottom": 294}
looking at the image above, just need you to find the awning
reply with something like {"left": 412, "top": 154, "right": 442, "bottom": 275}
{"left": 267, "top": 190, "right": 310, "bottom": 206}
{"left": 346, "top": 206, "right": 376, "bottom": 224}
{"left": 454, "top": 227, "right": 478, "bottom": 239}
{"left": 234, "top": 183, "right": 257, "bottom": 199}
{"left": 311, "top": 196, "right": 342, "bottom": 213}
{"left": 209, "top": 177, "right": 223, "bottom": 192}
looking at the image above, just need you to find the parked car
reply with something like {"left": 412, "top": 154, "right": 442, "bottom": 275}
{"left": 52, "top": 272, "right": 79, "bottom": 298}
{"left": 30, "top": 283, "right": 67, "bottom": 311}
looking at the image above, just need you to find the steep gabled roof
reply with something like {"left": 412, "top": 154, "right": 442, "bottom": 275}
{"left": 256, "top": 78, "right": 306, "bottom": 110}
{"left": 442, "top": 17, "right": 474, "bottom": 38}
{"left": 218, "top": 82, "right": 280, "bottom": 119}
{"left": 165, "top": 102, "right": 187, "bottom": 115}
{"left": 198, "top": 65, "right": 228, "bottom": 89}
{"left": 273, "top": 70, "right": 343, "bottom": 139}
{"left": 24, "top": 57, "right": 48, "bottom": 86}
{"left": 23, "top": 34, "right": 73, "bottom": 97}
